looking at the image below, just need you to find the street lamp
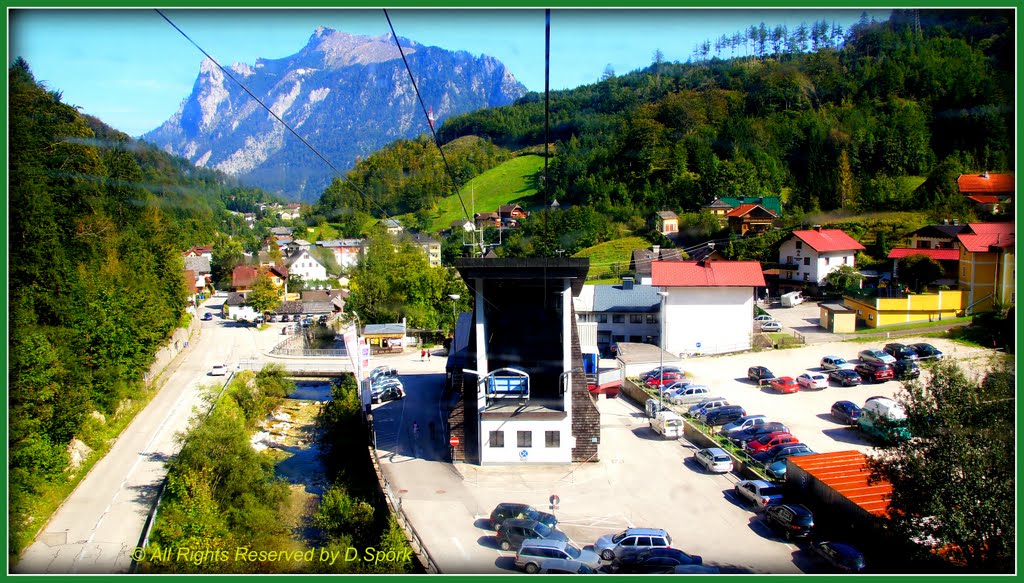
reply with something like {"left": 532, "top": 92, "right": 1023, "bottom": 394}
{"left": 657, "top": 291, "right": 669, "bottom": 412}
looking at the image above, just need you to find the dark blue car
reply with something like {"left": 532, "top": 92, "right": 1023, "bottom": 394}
{"left": 830, "top": 400, "right": 861, "bottom": 425}
{"left": 752, "top": 443, "right": 813, "bottom": 464}
{"left": 811, "top": 541, "right": 866, "bottom": 572}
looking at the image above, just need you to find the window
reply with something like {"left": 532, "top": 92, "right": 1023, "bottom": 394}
{"left": 646, "top": 314, "right": 656, "bottom": 324}
{"left": 545, "top": 431, "right": 560, "bottom": 448}
{"left": 787, "top": 256, "right": 794, "bottom": 264}
{"left": 796, "top": 241, "right": 803, "bottom": 250}
{"left": 629, "top": 335, "right": 642, "bottom": 342}
{"left": 597, "top": 314, "right": 608, "bottom": 323}
{"left": 961, "top": 267, "right": 967, "bottom": 277}
{"left": 629, "top": 314, "right": 642, "bottom": 324}
{"left": 803, "top": 257, "right": 811, "bottom": 266}
{"left": 489, "top": 431, "right": 505, "bottom": 448}
{"left": 844, "top": 256, "right": 849, "bottom": 265}
{"left": 803, "top": 273, "right": 809, "bottom": 281}
{"left": 868, "top": 314, "right": 874, "bottom": 321}
{"left": 612, "top": 314, "right": 625, "bottom": 323}
{"left": 824, "top": 256, "right": 830, "bottom": 265}
{"left": 517, "top": 431, "right": 532, "bottom": 448}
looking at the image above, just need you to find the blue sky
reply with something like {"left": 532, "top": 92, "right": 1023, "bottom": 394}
{"left": 9, "top": 8, "right": 890, "bottom": 137}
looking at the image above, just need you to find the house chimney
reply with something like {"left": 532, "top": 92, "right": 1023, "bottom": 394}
{"left": 952, "top": 219, "right": 959, "bottom": 226}
{"left": 981, "top": 171, "right": 989, "bottom": 178}
{"left": 622, "top": 277, "right": 634, "bottom": 290}
{"left": 652, "top": 244, "right": 660, "bottom": 256}
{"left": 943, "top": 219, "right": 949, "bottom": 225}
{"left": 814, "top": 224, "right": 823, "bottom": 232}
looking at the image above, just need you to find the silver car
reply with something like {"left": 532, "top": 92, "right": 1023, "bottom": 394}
{"left": 593, "top": 528, "right": 671, "bottom": 562}
{"left": 734, "top": 479, "right": 784, "bottom": 510}
{"left": 694, "top": 447, "right": 733, "bottom": 473}
{"left": 719, "top": 415, "right": 768, "bottom": 436}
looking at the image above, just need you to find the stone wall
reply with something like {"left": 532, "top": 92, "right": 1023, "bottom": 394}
{"left": 570, "top": 310, "right": 600, "bottom": 463}
{"left": 143, "top": 310, "right": 201, "bottom": 386}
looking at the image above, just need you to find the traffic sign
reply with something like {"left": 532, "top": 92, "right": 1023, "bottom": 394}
{"left": 549, "top": 494, "right": 560, "bottom": 506}
{"left": 449, "top": 436, "right": 460, "bottom": 447}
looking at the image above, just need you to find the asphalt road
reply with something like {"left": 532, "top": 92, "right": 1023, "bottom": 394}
{"left": 15, "top": 292, "right": 283, "bottom": 574}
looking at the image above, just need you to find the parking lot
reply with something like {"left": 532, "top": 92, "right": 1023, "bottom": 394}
{"left": 676, "top": 335, "right": 992, "bottom": 455}
{"left": 370, "top": 336, "right": 995, "bottom": 574}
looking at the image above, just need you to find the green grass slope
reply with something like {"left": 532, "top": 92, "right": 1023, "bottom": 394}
{"left": 423, "top": 154, "right": 545, "bottom": 232}
{"left": 573, "top": 236, "right": 650, "bottom": 283}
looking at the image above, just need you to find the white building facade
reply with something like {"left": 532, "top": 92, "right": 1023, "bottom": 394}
{"left": 653, "top": 260, "right": 766, "bottom": 356}
{"left": 286, "top": 249, "right": 328, "bottom": 281}
{"left": 777, "top": 228, "right": 865, "bottom": 286}
{"left": 318, "top": 239, "right": 364, "bottom": 270}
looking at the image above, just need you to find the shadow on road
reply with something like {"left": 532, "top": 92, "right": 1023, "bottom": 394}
{"left": 476, "top": 535, "right": 501, "bottom": 550}
{"left": 494, "top": 555, "right": 519, "bottom": 572}
{"left": 821, "top": 427, "right": 870, "bottom": 446}
{"left": 473, "top": 518, "right": 493, "bottom": 531}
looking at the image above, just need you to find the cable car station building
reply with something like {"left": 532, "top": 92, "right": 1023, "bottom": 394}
{"left": 447, "top": 258, "right": 600, "bottom": 465}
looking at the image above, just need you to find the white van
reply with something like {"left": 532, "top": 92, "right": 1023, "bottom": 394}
{"left": 781, "top": 291, "right": 805, "bottom": 307}
{"left": 650, "top": 411, "right": 685, "bottom": 439}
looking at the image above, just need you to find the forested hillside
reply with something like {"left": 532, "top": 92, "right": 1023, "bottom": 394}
{"left": 7, "top": 58, "right": 276, "bottom": 554}
{"left": 311, "top": 10, "right": 1012, "bottom": 255}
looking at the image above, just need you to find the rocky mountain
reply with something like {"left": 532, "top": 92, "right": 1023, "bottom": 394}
{"left": 142, "top": 27, "right": 526, "bottom": 202}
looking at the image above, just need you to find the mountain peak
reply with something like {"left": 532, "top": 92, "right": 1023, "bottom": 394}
{"left": 303, "top": 28, "right": 418, "bottom": 68}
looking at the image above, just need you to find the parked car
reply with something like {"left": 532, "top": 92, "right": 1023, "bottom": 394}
{"left": 372, "top": 377, "right": 404, "bottom": 392}
{"left": 765, "top": 451, "right": 816, "bottom": 481}
{"left": 209, "top": 363, "right": 228, "bottom": 376}
{"left": 693, "top": 447, "right": 733, "bottom": 473}
{"left": 893, "top": 359, "right": 921, "bottom": 380}
{"left": 646, "top": 372, "right": 685, "bottom": 388}
{"left": 719, "top": 415, "right": 768, "bottom": 437}
{"left": 828, "top": 369, "right": 863, "bottom": 387}
{"left": 650, "top": 411, "right": 684, "bottom": 439}
{"left": 538, "top": 559, "right": 599, "bottom": 574}
{"left": 810, "top": 541, "right": 866, "bottom": 573}
{"left": 883, "top": 343, "right": 918, "bottom": 361}
{"left": 702, "top": 405, "right": 747, "bottom": 426}
{"left": 734, "top": 479, "right": 784, "bottom": 510}
{"left": 371, "top": 385, "right": 404, "bottom": 404}
{"left": 495, "top": 518, "right": 567, "bottom": 551}
{"left": 753, "top": 314, "right": 775, "bottom": 323}
{"left": 751, "top": 443, "right": 813, "bottom": 465}
{"left": 858, "top": 349, "right": 896, "bottom": 365}
{"left": 658, "top": 379, "right": 695, "bottom": 395}
{"left": 763, "top": 504, "right": 815, "bottom": 540}
{"left": 760, "top": 321, "right": 782, "bottom": 332}
{"left": 819, "top": 355, "right": 851, "bottom": 370}
{"left": 613, "top": 548, "right": 703, "bottom": 574}
{"left": 796, "top": 372, "right": 828, "bottom": 390}
{"left": 593, "top": 528, "right": 672, "bottom": 562}
{"left": 666, "top": 384, "right": 711, "bottom": 405}
{"left": 830, "top": 400, "right": 862, "bottom": 425}
{"left": 639, "top": 366, "right": 683, "bottom": 381}
{"left": 515, "top": 539, "right": 600, "bottom": 573}
{"left": 280, "top": 314, "right": 290, "bottom": 322}
{"left": 686, "top": 397, "right": 729, "bottom": 417}
{"left": 909, "top": 342, "right": 944, "bottom": 360}
{"left": 489, "top": 503, "right": 557, "bottom": 530}
{"left": 854, "top": 362, "right": 895, "bottom": 383}
{"left": 858, "top": 397, "right": 911, "bottom": 444}
{"left": 747, "top": 366, "right": 775, "bottom": 385}
{"left": 769, "top": 376, "right": 799, "bottom": 394}
{"left": 745, "top": 432, "right": 799, "bottom": 455}
{"left": 728, "top": 422, "right": 790, "bottom": 446}
{"left": 369, "top": 366, "right": 399, "bottom": 381}
{"left": 202, "top": 312, "right": 213, "bottom": 321}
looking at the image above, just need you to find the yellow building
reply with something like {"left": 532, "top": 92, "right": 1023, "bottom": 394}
{"left": 957, "top": 223, "right": 1015, "bottom": 313}
{"left": 656, "top": 210, "right": 679, "bottom": 236}
{"left": 843, "top": 290, "right": 966, "bottom": 328}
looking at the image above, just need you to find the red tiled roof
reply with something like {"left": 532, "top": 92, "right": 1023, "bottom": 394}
{"left": 957, "top": 173, "right": 1014, "bottom": 195}
{"left": 966, "top": 194, "right": 1001, "bottom": 204}
{"left": 724, "top": 203, "right": 778, "bottom": 218}
{"left": 792, "top": 229, "right": 866, "bottom": 252}
{"left": 958, "top": 223, "right": 1015, "bottom": 252}
{"left": 269, "top": 264, "right": 289, "bottom": 279}
{"left": 652, "top": 260, "right": 766, "bottom": 287}
{"left": 789, "top": 451, "right": 892, "bottom": 517}
{"left": 887, "top": 248, "right": 961, "bottom": 261}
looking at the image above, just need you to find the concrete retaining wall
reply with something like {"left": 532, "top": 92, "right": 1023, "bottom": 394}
{"left": 143, "top": 310, "right": 200, "bottom": 385}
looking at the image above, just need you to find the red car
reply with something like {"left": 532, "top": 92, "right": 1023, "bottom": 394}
{"left": 745, "top": 432, "right": 799, "bottom": 454}
{"left": 769, "top": 376, "right": 799, "bottom": 394}
{"left": 646, "top": 372, "right": 685, "bottom": 388}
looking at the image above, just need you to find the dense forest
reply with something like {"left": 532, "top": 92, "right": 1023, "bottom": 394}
{"left": 7, "top": 58, "right": 282, "bottom": 555}
{"left": 311, "top": 10, "right": 1013, "bottom": 255}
